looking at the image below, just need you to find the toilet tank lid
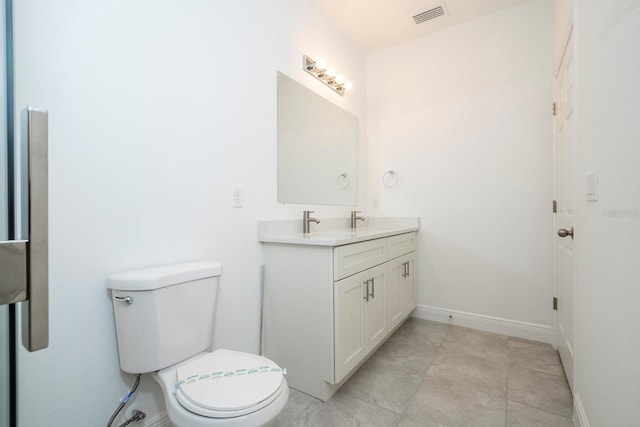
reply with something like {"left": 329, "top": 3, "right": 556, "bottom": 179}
{"left": 107, "top": 261, "right": 222, "bottom": 291}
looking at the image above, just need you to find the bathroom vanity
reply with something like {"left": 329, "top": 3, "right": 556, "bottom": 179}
{"left": 259, "top": 218, "right": 419, "bottom": 401}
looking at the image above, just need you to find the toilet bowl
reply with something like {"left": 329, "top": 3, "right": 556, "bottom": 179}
{"left": 154, "top": 350, "right": 289, "bottom": 427}
{"left": 108, "top": 261, "right": 289, "bottom": 427}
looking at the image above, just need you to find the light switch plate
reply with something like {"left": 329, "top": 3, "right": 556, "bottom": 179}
{"left": 232, "top": 187, "right": 244, "bottom": 208}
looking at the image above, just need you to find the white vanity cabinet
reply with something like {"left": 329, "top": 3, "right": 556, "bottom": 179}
{"left": 261, "top": 231, "right": 416, "bottom": 401}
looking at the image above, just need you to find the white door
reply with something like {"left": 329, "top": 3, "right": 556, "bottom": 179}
{"left": 554, "top": 30, "right": 575, "bottom": 390}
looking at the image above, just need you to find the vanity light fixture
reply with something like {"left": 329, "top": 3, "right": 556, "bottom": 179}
{"left": 303, "top": 55, "right": 352, "bottom": 96}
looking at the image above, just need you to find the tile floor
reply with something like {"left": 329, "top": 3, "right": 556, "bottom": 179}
{"left": 275, "top": 318, "right": 574, "bottom": 427}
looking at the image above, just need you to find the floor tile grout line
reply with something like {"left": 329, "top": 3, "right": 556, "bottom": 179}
{"left": 512, "top": 366, "right": 567, "bottom": 378}
{"left": 508, "top": 396, "right": 575, "bottom": 420}
{"left": 283, "top": 392, "right": 317, "bottom": 427}
{"left": 392, "top": 323, "right": 453, "bottom": 426}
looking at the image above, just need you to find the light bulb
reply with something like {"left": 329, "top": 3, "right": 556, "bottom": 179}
{"left": 336, "top": 75, "right": 345, "bottom": 84}
{"left": 315, "top": 59, "right": 326, "bottom": 70}
{"left": 344, "top": 81, "right": 353, "bottom": 90}
{"left": 326, "top": 67, "right": 336, "bottom": 77}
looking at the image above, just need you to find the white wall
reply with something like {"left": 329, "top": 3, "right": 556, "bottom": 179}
{"left": 574, "top": 0, "right": 640, "bottom": 424}
{"left": 13, "top": 1, "right": 366, "bottom": 425}
{"left": 366, "top": 0, "right": 554, "bottom": 329}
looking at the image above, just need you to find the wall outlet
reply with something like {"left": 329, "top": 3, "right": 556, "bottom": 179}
{"left": 232, "top": 187, "right": 243, "bottom": 208}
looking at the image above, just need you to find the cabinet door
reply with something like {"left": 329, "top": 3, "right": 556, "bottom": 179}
{"left": 334, "top": 270, "right": 368, "bottom": 382}
{"left": 387, "top": 256, "right": 404, "bottom": 331}
{"left": 334, "top": 264, "right": 387, "bottom": 383}
{"left": 365, "top": 264, "right": 387, "bottom": 352}
{"left": 401, "top": 254, "right": 417, "bottom": 315}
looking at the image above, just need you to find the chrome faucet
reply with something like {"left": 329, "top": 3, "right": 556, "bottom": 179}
{"left": 303, "top": 210, "right": 320, "bottom": 234}
{"left": 350, "top": 211, "right": 366, "bottom": 229}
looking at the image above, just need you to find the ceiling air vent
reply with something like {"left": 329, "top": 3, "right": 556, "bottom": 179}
{"left": 413, "top": 5, "right": 446, "bottom": 24}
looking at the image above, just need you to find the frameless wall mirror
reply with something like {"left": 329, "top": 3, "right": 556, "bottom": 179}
{"left": 277, "top": 72, "right": 358, "bottom": 206}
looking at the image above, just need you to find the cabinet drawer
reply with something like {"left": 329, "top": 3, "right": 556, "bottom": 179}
{"left": 388, "top": 232, "right": 416, "bottom": 259}
{"left": 334, "top": 238, "right": 387, "bottom": 281}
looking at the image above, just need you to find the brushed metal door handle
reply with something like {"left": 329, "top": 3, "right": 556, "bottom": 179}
{"left": 557, "top": 227, "right": 574, "bottom": 239}
{"left": 370, "top": 277, "right": 375, "bottom": 299}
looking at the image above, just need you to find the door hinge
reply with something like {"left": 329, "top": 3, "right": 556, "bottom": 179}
{"left": 553, "top": 200, "right": 557, "bottom": 213}
{"left": 553, "top": 297, "right": 558, "bottom": 311}
{"left": 552, "top": 102, "right": 558, "bottom": 116}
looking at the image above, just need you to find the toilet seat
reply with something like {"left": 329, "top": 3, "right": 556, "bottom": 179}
{"left": 174, "top": 349, "right": 286, "bottom": 419}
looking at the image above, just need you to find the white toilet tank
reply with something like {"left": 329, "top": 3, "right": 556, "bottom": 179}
{"left": 108, "top": 261, "right": 222, "bottom": 374}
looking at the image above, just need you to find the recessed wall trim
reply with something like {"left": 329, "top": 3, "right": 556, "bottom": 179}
{"left": 303, "top": 55, "right": 352, "bottom": 96}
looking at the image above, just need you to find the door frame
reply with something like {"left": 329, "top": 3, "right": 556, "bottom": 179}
{"left": 1, "top": 0, "right": 17, "bottom": 425}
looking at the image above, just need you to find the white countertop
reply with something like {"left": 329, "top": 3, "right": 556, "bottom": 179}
{"left": 258, "top": 217, "right": 419, "bottom": 246}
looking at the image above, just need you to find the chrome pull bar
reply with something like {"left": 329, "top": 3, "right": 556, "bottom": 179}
{"left": 20, "top": 107, "right": 49, "bottom": 352}
{"left": 363, "top": 279, "right": 370, "bottom": 301}
{"left": 370, "top": 277, "right": 375, "bottom": 299}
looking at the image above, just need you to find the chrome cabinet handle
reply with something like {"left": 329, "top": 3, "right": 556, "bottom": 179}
{"left": 370, "top": 277, "right": 375, "bottom": 299}
{"left": 406, "top": 261, "right": 410, "bottom": 277}
{"left": 363, "top": 279, "right": 370, "bottom": 301}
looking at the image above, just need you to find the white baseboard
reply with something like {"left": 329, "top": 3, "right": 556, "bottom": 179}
{"left": 144, "top": 411, "right": 173, "bottom": 427}
{"left": 573, "top": 393, "right": 590, "bottom": 427}
{"left": 412, "top": 304, "right": 553, "bottom": 344}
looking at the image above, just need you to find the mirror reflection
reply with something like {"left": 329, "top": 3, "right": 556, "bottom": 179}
{"left": 277, "top": 72, "right": 358, "bottom": 206}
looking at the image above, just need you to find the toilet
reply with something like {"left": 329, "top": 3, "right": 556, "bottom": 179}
{"left": 108, "top": 261, "right": 289, "bottom": 427}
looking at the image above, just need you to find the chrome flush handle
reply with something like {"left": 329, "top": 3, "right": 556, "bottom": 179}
{"left": 114, "top": 295, "right": 133, "bottom": 305}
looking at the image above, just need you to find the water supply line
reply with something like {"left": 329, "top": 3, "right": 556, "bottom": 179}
{"left": 106, "top": 374, "right": 146, "bottom": 427}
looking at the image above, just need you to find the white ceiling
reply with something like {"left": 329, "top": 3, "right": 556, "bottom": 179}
{"left": 314, "top": 0, "right": 533, "bottom": 52}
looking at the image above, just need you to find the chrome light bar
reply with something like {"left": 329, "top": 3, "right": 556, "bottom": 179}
{"left": 303, "top": 55, "right": 352, "bottom": 96}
